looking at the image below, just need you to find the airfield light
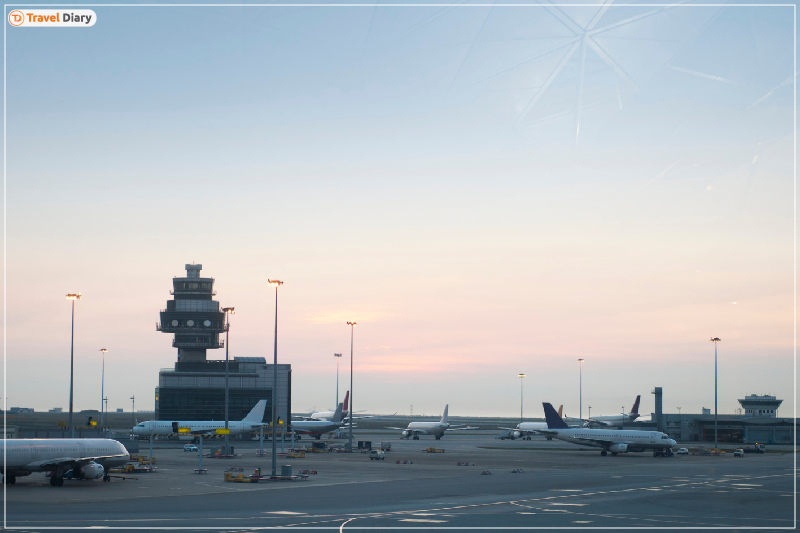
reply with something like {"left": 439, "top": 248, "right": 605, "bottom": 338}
{"left": 577, "top": 358, "right": 585, "bottom": 422}
{"left": 710, "top": 337, "right": 721, "bottom": 451}
{"left": 347, "top": 322, "right": 357, "bottom": 452}
{"left": 222, "top": 307, "right": 235, "bottom": 456}
{"left": 99, "top": 349, "right": 108, "bottom": 427}
{"left": 66, "top": 293, "right": 81, "bottom": 438}
{"left": 270, "top": 280, "right": 283, "bottom": 477}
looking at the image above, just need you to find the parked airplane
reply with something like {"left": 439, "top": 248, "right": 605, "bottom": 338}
{"left": 291, "top": 402, "right": 347, "bottom": 439}
{"left": 498, "top": 405, "right": 565, "bottom": 440}
{"left": 1, "top": 438, "right": 129, "bottom": 486}
{"left": 308, "top": 391, "right": 350, "bottom": 420}
{"left": 540, "top": 402, "right": 676, "bottom": 457}
{"left": 132, "top": 399, "right": 267, "bottom": 437}
{"left": 587, "top": 395, "right": 641, "bottom": 428}
{"left": 389, "top": 405, "right": 477, "bottom": 440}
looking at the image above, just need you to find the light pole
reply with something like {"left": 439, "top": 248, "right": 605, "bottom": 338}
{"left": 346, "top": 322, "right": 357, "bottom": 451}
{"left": 677, "top": 407, "right": 681, "bottom": 416}
{"left": 577, "top": 358, "right": 585, "bottom": 422}
{"left": 518, "top": 374, "right": 526, "bottom": 425}
{"left": 588, "top": 406, "right": 592, "bottom": 420}
{"left": 621, "top": 406, "right": 625, "bottom": 430}
{"left": 710, "top": 337, "right": 721, "bottom": 451}
{"left": 99, "top": 349, "right": 108, "bottom": 427}
{"left": 334, "top": 353, "right": 342, "bottom": 407}
{"left": 269, "top": 280, "right": 283, "bottom": 477}
{"left": 130, "top": 395, "right": 135, "bottom": 427}
{"left": 66, "top": 293, "right": 81, "bottom": 438}
{"left": 222, "top": 307, "right": 235, "bottom": 455}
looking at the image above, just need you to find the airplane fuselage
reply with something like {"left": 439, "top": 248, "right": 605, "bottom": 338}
{"left": 402, "top": 421, "right": 448, "bottom": 440}
{"left": 546, "top": 428, "right": 676, "bottom": 453}
{"left": 290, "top": 420, "right": 344, "bottom": 437}
{"left": 1, "top": 438, "right": 129, "bottom": 484}
{"left": 588, "top": 414, "right": 639, "bottom": 428}
{"left": 132, "top": 420, "right": 258, "bottom": 436}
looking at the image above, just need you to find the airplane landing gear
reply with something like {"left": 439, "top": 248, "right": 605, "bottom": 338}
{"left": 4, "top": 475, "right": 15, "bottom": 485}
{"left": 600, "top": 450, "right": 608, "bottom": 457}
{"left": 434, "top": 436, "right": 441, "bottom": 441}
{"left": 103, "top": 474, "right": 111, "bottom": 482}
{"left": 49, "top": 475, "right": 64, "bottom": 487}
{"left": 412, "top": 435, "right": 419, "bottom": 440}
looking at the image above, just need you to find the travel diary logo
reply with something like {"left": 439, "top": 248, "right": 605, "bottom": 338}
{"left": 8, "top": 9, "right": 96, "bottom": 27}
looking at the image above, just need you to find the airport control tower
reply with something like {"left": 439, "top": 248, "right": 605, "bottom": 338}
{"left": 157, "top": 264, "right": 226, "bottom": 362}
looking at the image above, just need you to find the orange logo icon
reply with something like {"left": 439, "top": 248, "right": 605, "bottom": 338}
{"left": 8, "top": 10, "right": 24, "bottom": 26}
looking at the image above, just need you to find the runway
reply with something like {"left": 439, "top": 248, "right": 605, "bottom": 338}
{"left": 5, "top": 432, "right": 796, "bottom": 531}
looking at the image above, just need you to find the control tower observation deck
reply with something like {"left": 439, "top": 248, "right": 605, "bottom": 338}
{"left": 157, "top": 264, "right": 226, "bottom": 363}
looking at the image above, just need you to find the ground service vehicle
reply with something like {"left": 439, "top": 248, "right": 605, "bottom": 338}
{"left": 369, "top": 450, "right": 385, "bottom": 460}
{"left": 183, "top": 444, "right": 198, "bottom": 452}
{"left": 676, "top": 448, "right": 689, "bottom": 455}
{"left": 734, "top": 449, "right": 745, "bottom": 457}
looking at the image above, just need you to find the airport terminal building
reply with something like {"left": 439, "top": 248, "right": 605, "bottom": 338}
{"left": 154, "top": 264, "right": 291, "bottom": 425}
{"left": 650, "top": 391, "right": 795, "bottom": 445}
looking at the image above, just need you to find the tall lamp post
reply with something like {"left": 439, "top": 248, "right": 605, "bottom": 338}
{"left": 99, "top": 349, "right": 108, "bottom": 427}
{"left": 346, "top": 322, "right": 357, "bottom": 451}
{"left": 577, "top": 358, "right": 585, "bottom": 422}
{"left": 130, "top": 395, "right": 135, "bottom": 427}
{"left": 334, "top": 353, "right": 342, "bottom": 407}
{"left": 222, "top": 307, "right": 235, "bottom": 455}
{"left": 66, "top": 293, "right": 81, "bottom": 438}
{"left": 518, "top": 374, "right": 526, "bottom": 425}
{"left": 269, "top": 280, "right": 283, "bottom": 477}
{"left": 710, "top": 337, "right": 721, "bottom": 451}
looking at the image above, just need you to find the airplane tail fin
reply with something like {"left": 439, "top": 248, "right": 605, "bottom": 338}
{"left": 343, "top": 391, "right": 349, "bottom": 414}
{"left": 543, "top": 402, "right": 569, "bottom": 429}
{"left": 243, "top": 400, "right": 267, "bottom": 423}
{"left": 440, "top": 404, "right": 449, "bottom": 424}
{"left": 557, "top": 405, "right": 563, "bottom": 418}
{"left": 330, "top": 402, "right": 344, "bottom": 423}
{"left": 630, "top": 395, "right": 641, "bottom": 417}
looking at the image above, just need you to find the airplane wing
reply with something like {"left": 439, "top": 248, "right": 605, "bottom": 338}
{"left": 385, "top": 426, "right": 407, "bottom": 431}
{"left": 25, "top": 453, "right": 119, "bottom": 472}
{"left": 569, "top": 435, "right": 614, "bottom": 448}
{"left": 498, "top": 426, "right": 517, "bottom": 431}
{"left": 445, "top": 426, "right": 479, "bottom": 431}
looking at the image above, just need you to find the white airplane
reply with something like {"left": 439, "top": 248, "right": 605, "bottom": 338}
{"left": 308, "top": 391, "right": 350, "bottom": 420}
{"left": 1, "top": 438, "right": 130, "bottom": 486}
{"left": 498, "top": 405, "right": 564, "bottom": 440}
{"left": 291, "top": 401, "right": 347, "bottom": 439}
{"left": 587, "top": 395, "right": 641, "bottom": 428}
{"left": 539, "top": 402, "right": 676, "bottom": 457}
{"left": 132, "top": 399, "right": 267, "bottom": 437}
{"left": 389, "top": 405, "right": 477, "bottom": 440}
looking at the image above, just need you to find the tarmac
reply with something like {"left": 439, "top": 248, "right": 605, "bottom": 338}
{"left": 4, "top": 431, "right": 797, "bottom": 531}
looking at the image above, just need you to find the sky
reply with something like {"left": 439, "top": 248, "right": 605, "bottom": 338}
{"left": 3, "top": 1, "right": 796, "bottom": 420}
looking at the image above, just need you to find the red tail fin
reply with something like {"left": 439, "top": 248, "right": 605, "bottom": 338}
{"left": 343, "top": 391, "right": 349, "bottom": 413}
{"left": 630, "top": 395, "right": 641, "bottom": 416}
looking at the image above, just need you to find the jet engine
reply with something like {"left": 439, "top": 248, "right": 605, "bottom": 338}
{"left": 512, "top": 431, "right": 521, "bottom": 439}
{"left": 76, "top": 462, "right": 105, "bottom": 480}
{"left": 402, "top": 430, "right": 411, "bottom": 439}
{"left": 608, "top": 443, "right": 628, "bottom": 454}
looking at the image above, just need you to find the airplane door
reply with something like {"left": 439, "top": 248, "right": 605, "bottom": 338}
{"left": 78, "top": 442, "right": 87, "bottom": 458}
{"left": 649, "top": 433, "right": 655, "bottom": 444}
{"left": 172, "top": 422, "right": 179, "bottom": 434}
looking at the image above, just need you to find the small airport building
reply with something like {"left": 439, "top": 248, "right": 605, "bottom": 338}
{"left": 154, "top": 264, "right": 291, "bottom": 425}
